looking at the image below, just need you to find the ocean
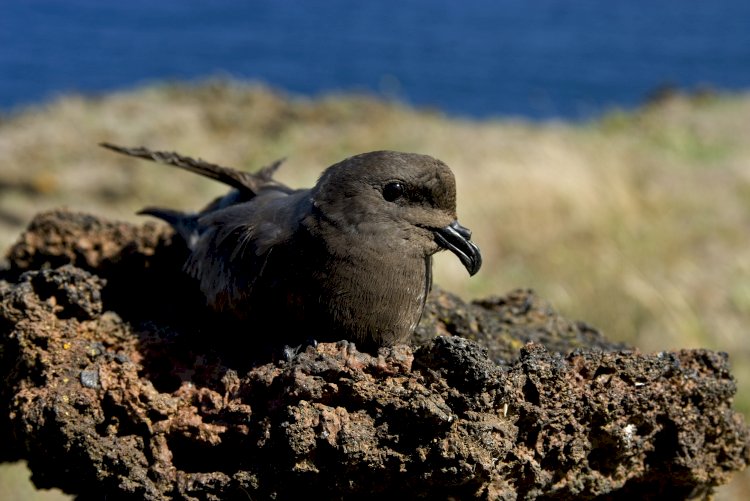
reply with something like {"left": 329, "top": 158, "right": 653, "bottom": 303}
{"left": 2, "top": 0, "right": 749, "bottom": 119}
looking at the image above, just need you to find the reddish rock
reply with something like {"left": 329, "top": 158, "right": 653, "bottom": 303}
{"left": 1, "top": 210, "right": 747, "bottom": 499}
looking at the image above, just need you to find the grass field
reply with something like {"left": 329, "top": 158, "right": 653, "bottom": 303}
{"left": 1, "top": 81, "right": 749, "bottom": 498}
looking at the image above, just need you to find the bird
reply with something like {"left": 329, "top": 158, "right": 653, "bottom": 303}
{"left": 101, "top": 143, "right": 481, "bottom": 351}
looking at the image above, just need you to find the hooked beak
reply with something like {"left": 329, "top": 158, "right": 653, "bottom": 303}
{"left": 434, "top": 220, "right": 482, "bottom": 276}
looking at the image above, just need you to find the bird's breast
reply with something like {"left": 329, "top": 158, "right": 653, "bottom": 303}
{"left": 310, "top": 243, "right": 429, "bottom": 347}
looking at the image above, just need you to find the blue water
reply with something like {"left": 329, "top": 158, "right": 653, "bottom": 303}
{"left": 2, "top": 0, "right": 749, "bottom": 119}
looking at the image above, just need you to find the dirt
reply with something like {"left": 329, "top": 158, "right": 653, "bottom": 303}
{"left": 1, "top": 209, "right": 748, "bottom": 500}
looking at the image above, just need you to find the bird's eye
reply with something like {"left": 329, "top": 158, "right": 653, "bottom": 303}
{"left": 383, "top": 182, "right": 405, "bottom": 202}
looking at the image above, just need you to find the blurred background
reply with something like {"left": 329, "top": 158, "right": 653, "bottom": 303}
{"left": 3, "top": 0, "right": 750, "bottom": 118}
{"left": 1, "top": 0, "right": 749, "bottom": 498}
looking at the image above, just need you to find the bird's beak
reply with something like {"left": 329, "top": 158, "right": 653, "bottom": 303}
{"left": 434, "top": 220, "right": 482, "bottom": 276}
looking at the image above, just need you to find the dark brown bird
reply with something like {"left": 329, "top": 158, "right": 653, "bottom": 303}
{"left": 102, "top": 143, "right": 481, "bottom": 350}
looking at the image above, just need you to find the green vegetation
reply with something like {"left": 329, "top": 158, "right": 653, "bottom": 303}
{"left": 1, "top": 81, "right": 749, "bottom": 498}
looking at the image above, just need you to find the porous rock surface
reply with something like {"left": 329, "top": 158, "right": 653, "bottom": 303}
{"left": 1, "top": 210, "right": 748, "bottom": 500}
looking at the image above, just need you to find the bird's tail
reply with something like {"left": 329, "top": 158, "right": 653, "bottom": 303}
{"left": 138, "top": 207, "right": 200, "bottom": 249}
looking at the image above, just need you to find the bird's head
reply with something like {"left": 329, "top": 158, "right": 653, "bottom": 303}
{"left": 310, "top": 151, "right": 481, "bottom": 276}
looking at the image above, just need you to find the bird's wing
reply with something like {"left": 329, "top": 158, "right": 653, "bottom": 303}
{"left": 101, "top": 142, "right": 297, "bottom": 246}
{"left": 100, "top": 143, "right": 290, "bottom": 197}
{"left": 185, "top": 189, "right": 312, "bottom": 314}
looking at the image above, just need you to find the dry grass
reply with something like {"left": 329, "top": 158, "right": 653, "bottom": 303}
{"left": 1, "top": 80, "right": 749, "bottom": 497}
